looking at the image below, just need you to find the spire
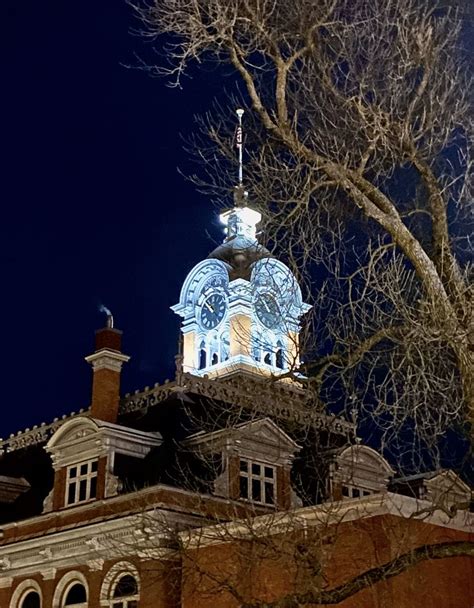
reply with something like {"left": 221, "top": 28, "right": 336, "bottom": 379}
{"left": 236, "top": 107, "right": 244, "bottom": 187}
{"left": 219, "top": 109, "right": 261, "bottom": 243}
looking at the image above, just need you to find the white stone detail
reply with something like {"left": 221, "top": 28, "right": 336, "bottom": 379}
{"left": 84, "top": 349, "right": 130, "bottom": 372}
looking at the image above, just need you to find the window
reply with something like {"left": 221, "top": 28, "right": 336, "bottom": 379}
{"left": 100, "top": 563, "right": 141, "bottom": 608}
{"left": 275, "top": 342, "right": 284, "bottom": 369}
{"left": 63, "top": 583, "right": 87, "bottom": 607}
{"left": 198, "top": 341, "right": 207, "bottom": 369}
{"left": 111, "top": 575, "right": 139, "bottom": 608}
{"left": 239, "top": 459, "right": 276, "bottom": 505}
{"left": 9, "top": 581, "right": 42, "bottom": 608}
{"left": 66, "top": 460, "right": 98, "bottom": 506}
{"left": 342, "top": 485, "right": 372, "bottom": 499}
{"left": 21, "top": 592, "right": 41, "bottom": 608}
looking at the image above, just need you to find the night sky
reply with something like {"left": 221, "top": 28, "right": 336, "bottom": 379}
{"left": 1, "top": 1, "right": 231, "bottom": 437}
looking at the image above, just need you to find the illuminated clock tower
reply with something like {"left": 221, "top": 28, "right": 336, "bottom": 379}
{"left": 172, "top": 109, "right": 310, "bottom": 379}
{"left": 171, "top": 189, "right": 311, "bottom": 379}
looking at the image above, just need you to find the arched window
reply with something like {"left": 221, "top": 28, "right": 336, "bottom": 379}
{"left": 53, "top": 572, "right": 88, "bottom": 608}
{"left": 198, "top": 341, "right": 207, "bottom": 369}
{"left": 64, "top": 583, "right": 87, "bottom": 606}
{"left": 21, "top": 592, "right": 41, "bottom": 608}
{"left": 209, "top": 333, "right": 219, "bottom": 366}
{"left": 275, "top": 340, "right": 284, "bottom": 369}
{"left": 111, "top": 575, "right": 139, "bottom": 607}
{"left": 100, "top": 563, "right": 141, "bottom": 608}
{"left": 220, "top": 332, "right": 230, "bottom": 362}
{"left": 9, "top": 580, "right": 43, "bottom": 608}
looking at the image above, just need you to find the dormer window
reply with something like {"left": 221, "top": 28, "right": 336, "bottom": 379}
{"left": 239, "top": 459, "right": 276, "bottom": 505}
{"left": 66, "top": 460, "right": 98, "bottom": 506}
{"left": 45, "top": 416, "right": 162, "bottom": 512}
{"left": 184, "top": 418, "right": 300, "bottom": 510}
{"left": 329, "top": 445, "right": 395, "bottom": 502}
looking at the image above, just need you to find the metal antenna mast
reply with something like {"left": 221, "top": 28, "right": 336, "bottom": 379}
{"left": 236, "top": 108, "right": 244, "bottom": 185}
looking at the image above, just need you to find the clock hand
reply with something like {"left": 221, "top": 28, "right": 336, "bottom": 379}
{"left": 204, "top": 301, "right": 213, "bottom": 312}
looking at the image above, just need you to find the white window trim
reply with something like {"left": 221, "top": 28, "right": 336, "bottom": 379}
{"left": 341, "top": 484, "right": 373, "bottom": 499}
{"left": 65, "top": 459, "right": 98, "bottom": 506}
{"left": 52, "top": 571, "right": 88, "bottom": 608}
{"left": 9, "top": 580, "right": 42, "bottom": 608}
{"left": 239, "top": 458, "right": 276, "bottom": 506}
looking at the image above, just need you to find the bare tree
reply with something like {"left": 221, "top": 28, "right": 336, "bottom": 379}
{"left": 118, "top": 1, "right": 474, "bottom": 604}
{"left": 129, "top": 0, "right": 472, "bottom": 460}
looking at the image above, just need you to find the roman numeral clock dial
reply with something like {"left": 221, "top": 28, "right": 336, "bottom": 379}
{"left": 199, "top": 293, "right": 227, "bottom": 329}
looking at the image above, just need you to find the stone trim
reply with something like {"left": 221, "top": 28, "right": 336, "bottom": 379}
{"left": 180, "top": 491, "right": 474, "bottom": 549}
{"left": 8, "top": 578, "right": 42, "bottom": 608}
{"left": 52, "top": 570, "right": 88, "bottom": 608}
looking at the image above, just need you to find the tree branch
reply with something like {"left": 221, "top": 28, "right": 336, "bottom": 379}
{"left": 242, "top": 541, "right": 474, "bottom": 607}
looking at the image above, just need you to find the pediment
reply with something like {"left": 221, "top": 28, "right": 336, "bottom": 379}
{"left": 46, "top": 416, "right": 99, "bottom": 449}
{"left": 425, "top": 470, "right": 471, "bottom": 496}
{"left": 236, "top": 418, "right": 300, "bottom": 450}
{"left": 184, "top": 417, "right": 301, "bottom": 458}
{"left": 337, "top": 445, "right": 394, "bottom": 476}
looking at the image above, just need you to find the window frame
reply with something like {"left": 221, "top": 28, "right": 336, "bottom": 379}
{"left": 341, "top": 484, "right": 372, "bottom": 499}
{"left": 239, "top": 458, "right": 276, "bottom": 506}
{"left": 62, "top": 582, "right": 88, "bottom": 608}
{"left": 100, "top": 562, "right": 141, "bottom": 608}
{"left": 65, "top": 459, "right": 98, "bottom": 506}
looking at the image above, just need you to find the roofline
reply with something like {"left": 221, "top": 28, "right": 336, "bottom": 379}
{"left": 180, "top": 491, "right": 474, "bottom": 548}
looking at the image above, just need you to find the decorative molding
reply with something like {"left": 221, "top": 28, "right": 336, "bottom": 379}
{"left": 41, "top": 568, "right": 57, "bottom": 581}
{"left": 120, "top": 372, "right": 355, "bottom": 437}
{"left": 87, "top": 559, "right": 105, "bottom": 571}
{"left": 39, "top": 547, "right": 53, "bottom": 560}
{"left": 45, "top": 416, "right": 162, "bottom": 470}
{"left": 0, "top": 368, "right": 353, "bottom": 454}
{"left": 84, "top": 349, "right": 130, "bottom": 372}
{"left": 8, "top": 578, "right": 42, "bottom": 606}
{"left": 0, "top": 410, "right": 89, "bottom": 453}
{"left": 180, "top": 492, "right": 474, "bottom": 549}
{"left": 0, "top": 506, "right": 198, "bottom": 579}
{"left": 0, "top": 576, "right": 13, "bottom": 588}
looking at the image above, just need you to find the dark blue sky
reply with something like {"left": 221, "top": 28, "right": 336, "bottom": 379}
{"left": 1, "top": 1, "right": 230, "bottom": 437}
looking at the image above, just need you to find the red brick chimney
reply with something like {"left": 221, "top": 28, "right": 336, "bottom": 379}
{"left": 85, "top": 323, "right": 130, "bottom": 424}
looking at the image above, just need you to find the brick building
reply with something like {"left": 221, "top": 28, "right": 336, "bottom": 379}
{"left": 0, "top": 191, "right": 472, "bottom": 607}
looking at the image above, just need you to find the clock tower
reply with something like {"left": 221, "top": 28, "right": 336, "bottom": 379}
{"left": 171, "top": 187, "right": 311, "bottom": 379}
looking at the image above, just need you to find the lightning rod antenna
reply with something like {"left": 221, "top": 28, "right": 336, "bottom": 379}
{"left": 236, "top": 108, "right": 244, "bottom": 186}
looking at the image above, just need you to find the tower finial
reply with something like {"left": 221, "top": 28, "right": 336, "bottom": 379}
{"left": 236, "top": 108, "right": 244, "bottom": 186}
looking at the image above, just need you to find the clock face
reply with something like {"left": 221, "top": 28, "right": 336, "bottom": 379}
{"left": 255, "top": 293, "right": 281, "bottom": 329}
{"left": 200, "top": 293, "right": 227, "bottom": 329}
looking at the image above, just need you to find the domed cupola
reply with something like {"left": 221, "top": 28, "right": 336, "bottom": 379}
{"left": 171, "top": 110, "right": 311, "bottom": 379}
{"left": 208, "top": 186, "right": 272, "bottom": 280}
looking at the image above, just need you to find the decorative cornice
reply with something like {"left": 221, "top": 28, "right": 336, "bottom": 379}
{"left": 0, "top": 371, "right": 353, "bottom": 454}
{"left": 0, "top": 508, "right": 193, "bottom": 579}
{"left": 85, "top": 348, "right": 130, "bottom": 372}
{"left": 180, "top": 492, "right": 474, "bottom": 549}
{"left": 120, "top": 372, "right": 354, "bottom": 436}
{"left": 0, "top": 409, "right": 90, "bottom": 453}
